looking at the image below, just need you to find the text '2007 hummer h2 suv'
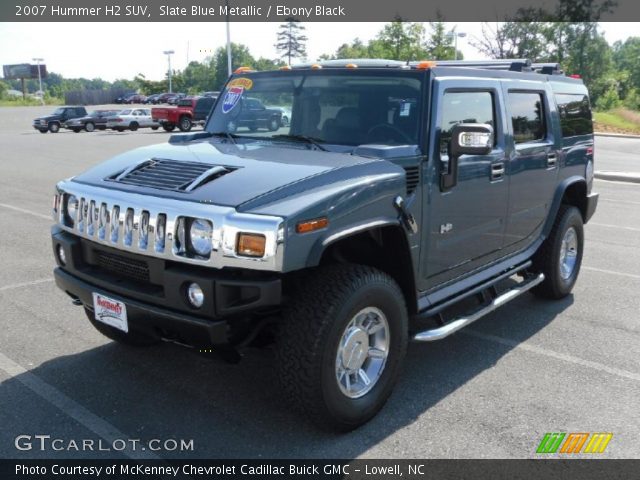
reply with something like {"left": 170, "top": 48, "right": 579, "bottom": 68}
{"left": 51, "top": 59, "right": 598, "bottom": 430}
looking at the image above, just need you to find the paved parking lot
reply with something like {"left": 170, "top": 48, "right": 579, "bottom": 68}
{"left": 0, "top": 106, "right": 639, "bottom": 459}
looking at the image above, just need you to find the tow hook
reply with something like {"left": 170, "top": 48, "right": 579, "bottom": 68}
{"left": 394, "top": 196, "right": 418, "bottom": 234}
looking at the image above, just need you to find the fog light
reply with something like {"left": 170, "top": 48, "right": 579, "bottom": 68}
{"left": 187, "top": 282, "right": 204, "bottom": 308}
{"left": 57, "top": 244, "right": 67, "bottom": 266}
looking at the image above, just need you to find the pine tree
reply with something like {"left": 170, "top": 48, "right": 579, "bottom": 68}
{"left": 275, "top": 18, "right": 308, "bottom": 65}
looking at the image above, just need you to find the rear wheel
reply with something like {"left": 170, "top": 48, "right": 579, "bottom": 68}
{"left": 85, "top": 122, "right": 95, "bottom": 132}
{"left": 162, "top": 124, "right": 176, "bottom": 132}
{"left": 178, "top": 116, "right": 192, "bottom": 132}
{"left": 532, "top": 205, "right": 584, "bottom": 299}
{"left": 84, "top": 308, "right": 159, "bottom": 347}
{"left": 268, "top": 117, "right": 280, "bottom": 131}
{"left": 275, "top": 264, "right": 408, "bottom": 431}
{"left": 48, "top": 122, "right": 60, "bottom": 133}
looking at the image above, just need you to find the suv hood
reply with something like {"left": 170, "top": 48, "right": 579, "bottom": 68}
{"left": 71, "top": 139, "right": 388, "bottom": 210}
{"left": 35, "top": 114, "right": 62, "bottom": 121}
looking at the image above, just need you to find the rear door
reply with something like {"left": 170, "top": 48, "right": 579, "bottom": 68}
{"left": 501, "top": 82, "right": 559, "bottom": 250}
{"left": 422, "top": 79, "right": 510, "bottom": 287}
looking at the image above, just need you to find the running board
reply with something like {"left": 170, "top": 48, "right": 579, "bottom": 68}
{"left": 412, "top": 273, "right": 545, "bottom": 342}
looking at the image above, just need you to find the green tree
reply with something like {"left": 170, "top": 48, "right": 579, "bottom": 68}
{"left": 275, "top": 18, "right": 308, "bottom": 65}
{"left": 376, "top": 19, "right": 427, "bottom": 61}
{"left": 213, "top": 43, "right": 256, "bottom": 89}
{"left": 425, "top": 22, "right": 461, "bottom": 60}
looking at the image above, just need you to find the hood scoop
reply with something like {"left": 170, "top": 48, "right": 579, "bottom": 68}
{"left": 106, "top": 158, "right": 237, "bottom": 192}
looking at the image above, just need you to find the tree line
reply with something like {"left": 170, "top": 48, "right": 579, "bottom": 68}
{"left": 1, "top": 17, "right": 638, "bottom": 111}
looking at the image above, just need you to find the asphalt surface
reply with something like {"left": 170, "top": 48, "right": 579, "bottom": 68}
{"left": 0, "top": 105, "right": 639, "bottom": 459}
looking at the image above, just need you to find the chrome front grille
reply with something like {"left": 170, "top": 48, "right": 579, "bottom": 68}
{"left": 54, "top": 181, "right": 284, "bottom": 272}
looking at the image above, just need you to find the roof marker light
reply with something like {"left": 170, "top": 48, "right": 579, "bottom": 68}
{"left": 416, "top": 61, "right": 436, "bottom": 70}
{"left": 279, "top": 65, "right": 292, "bottom": 71}
{"left": 234, "top": 66, "right": 253, "bottom": 74}
{"left": 311, "top": 64, "right": 323, "bottom": 70}
{"left": 345, "top": 63, "right": 358, "bottom": 69}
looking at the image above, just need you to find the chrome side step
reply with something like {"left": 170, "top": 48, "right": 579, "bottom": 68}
{"left": 412, "top": 273, "right": 545, "bottom": 342}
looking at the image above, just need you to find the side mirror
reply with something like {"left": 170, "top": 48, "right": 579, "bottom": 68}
{"left": 441, "top": 123, "right": 494, "bottom": 190}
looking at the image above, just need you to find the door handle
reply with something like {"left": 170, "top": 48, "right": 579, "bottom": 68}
{"left": 491, "top": 162, "right": 505, "bottom": 180}
{"left": 547, "top": 153, "right": 557, "bottom": 168}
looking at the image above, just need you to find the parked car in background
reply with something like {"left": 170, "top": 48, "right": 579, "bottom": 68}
{"left": 33, "top": 106, "right": 87, "bottom": 133}
{"left": 124, "top": 94, "right": 147, "bottom": 104}
{"left": 152, "top": 97, "right": 199, "bottom": 132}
{"left": 271, "top": 106, "right": 292, "bottom": 127}
{"left": 203, "top": 91, "right": 220, "bottom": 98}
{"left": 63, "top": 110, "right": 119, "bottom": 132}
{"left": 167, "top": 93, "right": 187, "bottom": 105}
{"left": 114, "top": 93, "right": 136, "bottom": 104}
{"left": 144, "top": 94, "right": 162, "bottom": 105}
{"left": 106, "top": 108, "right": 159, "bottom": 132}
{"left": 156, "top": 92, "right": 174, "bottom": 104}
{"left": 193, "top": 96, "right": 216, "bottom": 125}
{"left": 225, "top": 97, "right": 282, "bottom": 133}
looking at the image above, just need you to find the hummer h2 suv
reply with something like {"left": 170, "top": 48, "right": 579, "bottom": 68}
{"left": 51, "top": 59, "right": 598, "bottom": 430}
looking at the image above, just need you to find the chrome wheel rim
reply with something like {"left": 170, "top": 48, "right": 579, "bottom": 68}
{"left": 335, "top": 307, "right": 390, "bottom": 399}
{"left": 560, "top": 226, "right": 578, "bottom": 280}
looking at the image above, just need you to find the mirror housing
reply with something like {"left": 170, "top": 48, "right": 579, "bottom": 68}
{"left": 441, "top": 123, "right": 494, "bottom": 190}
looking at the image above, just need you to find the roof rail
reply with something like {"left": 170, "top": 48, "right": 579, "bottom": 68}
{"left": 531, "top": 63, "right": 563, "bottom": 75}
{"left": 414, "top": 59, "right": 532, "bottom": 71}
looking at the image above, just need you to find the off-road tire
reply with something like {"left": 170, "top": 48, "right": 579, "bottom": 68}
{"left": 84, "top": 308, "right": 159, "bottom": 347}
{"left": 48, "top": 122, "right": 60, "bottom": 133}
{"left": 275, "top": 264, "right": 408, "bottom": 431}
{"left": 178, "top": 116, "right": 192, "bottom": 132}
{"left": 532, "top": 205, "right": 584, "bottom": 299}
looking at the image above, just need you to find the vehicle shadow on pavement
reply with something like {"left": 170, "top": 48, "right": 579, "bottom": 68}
{"left": 0, "top": 294, "right": 573, "bottom": 459}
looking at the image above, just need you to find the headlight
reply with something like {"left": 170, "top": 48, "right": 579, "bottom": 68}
{"left": 189, "top": 219, "right": 213, "bottom": 257}
{"left": 65, "top": 194, "right": 78, "bottom": 226}
{"left": 236, "top": 233, "right": 266, "bottom": 258}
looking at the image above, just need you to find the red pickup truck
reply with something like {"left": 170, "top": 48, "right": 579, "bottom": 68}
{"left": 152, "top": 97, "right": 198, "bottom": 132}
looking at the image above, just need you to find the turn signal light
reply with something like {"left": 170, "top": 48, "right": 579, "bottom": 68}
{"left": 296, "top": 217, "right": 329, "bottom": 234}
{"left": 234, "top": 66, "right": 253, "bottom": 74}
{"left": 236, "top": 233, "right": 266, "bottom": 257}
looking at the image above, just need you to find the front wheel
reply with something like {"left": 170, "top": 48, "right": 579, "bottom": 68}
{"left": 84, "top": 308, "right": 159, "bottom": 347}
{"left": 275, "top": 264, "right": 408, "bottom": 431}
{"left": 48, "top": 122, "right": 60, "bottom": 133}
{"left": 268, "top": 117, "right": 280, "bottom": 132}
{"left": 532, "top": 205, "right": 584, "bottom": 299}
{"left": 129, "top": 122, "right": 139, "bottom": 131}
{"left": 85, "top": 122, "right": 95, "bottom": 132}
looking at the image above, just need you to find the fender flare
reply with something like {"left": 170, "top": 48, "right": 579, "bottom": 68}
{"left": 542, "top": 175, "right": 587, "bottom": 237}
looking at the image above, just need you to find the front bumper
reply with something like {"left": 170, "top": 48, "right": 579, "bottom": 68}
{"left": 585, "top": 192, "right": 599, "bottom": 223}
{"left": 52, "top": 227, "right": 282, "bottom": 349}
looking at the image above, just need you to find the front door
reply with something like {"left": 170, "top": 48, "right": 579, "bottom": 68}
{"left": 422, "top": 81, "right": 510, "bottom": 288}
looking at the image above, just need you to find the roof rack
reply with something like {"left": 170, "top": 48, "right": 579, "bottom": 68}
{"left": 288, "top": 58, "right": 566, "bottom": 76}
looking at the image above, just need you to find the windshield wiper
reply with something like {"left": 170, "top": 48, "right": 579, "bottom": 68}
{"left": 270, "top": 134, "right": 328, "bottom": 151}
{"left": 210, "top": 131, "right": 239, "bottom": 146}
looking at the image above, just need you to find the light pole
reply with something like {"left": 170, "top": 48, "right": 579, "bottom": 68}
{"left": 225, "top": 0, "right": 232, "bottom": 76}
{"left": 32, "top": 57, "right": 44, "bottom": 104}
{"left": 163, "top": 50, "right": 175, "bottom": 93}
{"left": 448, "top": 31, "right": 467, "bottom": 61}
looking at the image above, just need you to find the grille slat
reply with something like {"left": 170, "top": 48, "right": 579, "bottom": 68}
{"left": 107, "top": 158, "right": 235, "bottom": 192}
{"left": 94, "top": 250, "right": 150, "bottom": 284}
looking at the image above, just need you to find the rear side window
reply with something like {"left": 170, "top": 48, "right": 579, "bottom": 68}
{"left": 555, "top": 94, "right": 593, "bottom": 137}
{"left": 440, "top": 91, "right": 495, "bottom": 154}
{"left": 509, "top": 92, "right": 546, "bottom": 144}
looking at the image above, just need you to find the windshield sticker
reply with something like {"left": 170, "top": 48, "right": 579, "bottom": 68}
{"left": 399, "top": 102, "right": 411, "bottom": 117}
{"left": 222, "top": 86, "right": 244, "bottom": 114}
{"left": 227, "top": 77, "right": 253, "bottom": 90}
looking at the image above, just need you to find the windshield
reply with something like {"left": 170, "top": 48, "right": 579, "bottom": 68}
{"left": 52, "top": 108, "right": 65, "bottom": 115}
{"left": 206, "top": 71, "right": 423, "bottom": 148}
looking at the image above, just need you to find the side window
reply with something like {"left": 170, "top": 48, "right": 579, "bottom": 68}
{"left": 508, "top": 92, "right": 546, "bottom": 144}
{"left": 440, "top": 91, "right": 495, "bottom": 155}
{"left": 555, "top": 94, "right": 593, "bottom": 137}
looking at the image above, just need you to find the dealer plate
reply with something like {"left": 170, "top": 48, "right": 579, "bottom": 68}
{"left": 92, "top": 293, "right": 128, "bottom": 333}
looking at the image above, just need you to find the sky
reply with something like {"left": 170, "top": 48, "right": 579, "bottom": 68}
{"left": 0, "top": 22, "right": 638, "bottom": 82}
